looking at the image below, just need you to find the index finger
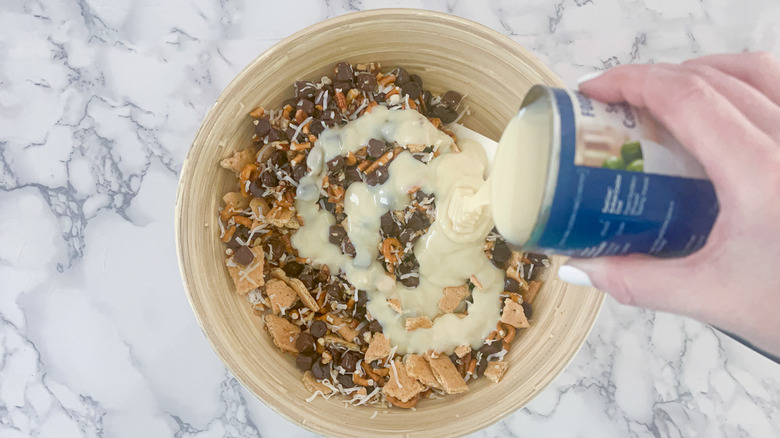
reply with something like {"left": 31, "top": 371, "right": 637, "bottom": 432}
{"left": 578, "top": 64, "right": 773, "bottom": 185}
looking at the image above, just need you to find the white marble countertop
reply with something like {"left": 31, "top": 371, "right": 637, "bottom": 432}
{"left": 2, "top": 1, "right": 779, "bottom": 437}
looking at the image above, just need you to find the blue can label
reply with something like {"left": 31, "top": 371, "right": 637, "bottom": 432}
{"left": 534, "top": 88, "right": 719, "bottom": 257}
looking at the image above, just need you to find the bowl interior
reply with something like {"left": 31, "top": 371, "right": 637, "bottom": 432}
{"left": 176, "top": 9, "right": 603, "bottom": 438}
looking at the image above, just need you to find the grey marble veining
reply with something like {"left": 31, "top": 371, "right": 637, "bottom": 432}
{"left": 1, "top": 0, "right": 779, "bottom": 437}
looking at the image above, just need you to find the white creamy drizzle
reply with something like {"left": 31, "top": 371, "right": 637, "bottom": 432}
{"left": 292, "top": 107, "right": 502, "bottom": 354}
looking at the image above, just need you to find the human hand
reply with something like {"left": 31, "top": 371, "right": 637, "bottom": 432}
{"left": 560, "top": 52, "right": 780, "bottom": 357}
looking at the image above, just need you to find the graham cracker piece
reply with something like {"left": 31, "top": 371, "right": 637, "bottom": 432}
{"left": 220, "top": 148, "right": 255, "bottom": 174}
{"left": 425, "top": 352, "right": 468, "bottom": 394}
{"left": 266, "top": 205, "right": 295, "bottom": 228}
{"left": 469, "top": 275, "right": 483, "bottom": 291}
{"left": 387, "top": 298, "right": 402, "bottom": 313}
{"left": 523, "top": 280, "right": 542, "bottom": 304}
{"left": 405, "top": 316, "right": 433, "bottom": 331}
{"left": 265, "top": 278, "right": 298, "bottom": 314}
{"left": 405, "top": 354, "right": 442, "bottom": 390}
{"left": 406, "top": 144, "right": 427, "bottom": 153}
{"left": 365, "top": 333, "right": 391, "bottom": 362}
{"left": 484, "top": 360, "right": 509, "bottom": 383}
{"left": 501, "top": 298, "right": 530, "bottom": 329}
{"left": 454, "top": 345, "right": 471, "bottom": 358}
{"left": 287, "top": 277, "right": 319, "bottom": 311}
{"left": 438, "top": 284, "right": 470, "bottom": 313}
{"left": 222, "top": 191, "right": 250, "bottom": 210}
{"left": 226, "top": 246, "right": 265, "bottom": 294}
{"left": 302, "top": 371, "right": 333, "bottom": 395}
{"left": 264, "top": 314, "right": 300, "bottom": 353}
{"left": 268, "top": 268, "right": 319, "bottom": 312}
{"left": 250, "top": 197, "right": 270, "bottom": 218}
{"left": 383, "top": 360, "right": 425, "bottom": 402}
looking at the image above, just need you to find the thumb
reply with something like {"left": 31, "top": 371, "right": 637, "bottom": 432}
{"left": 558, "top": 255, "right": 701, "bottom": 315}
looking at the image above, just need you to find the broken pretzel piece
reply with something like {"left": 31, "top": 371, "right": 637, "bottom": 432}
{"left": 522, "top": 280, "right": 542, "bottom": 305}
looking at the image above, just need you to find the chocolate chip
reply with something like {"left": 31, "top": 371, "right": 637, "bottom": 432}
{"left": 285, "top": 126, "right": 300, "bottom": 143}
{"left": 340, "top": 350, "right": 362, "bottom": 372}
{"left": 296, "top": 353, "right": 315, "bottom": 371}
{"left": 265, "top": 237, "right": 285, "bottom": 261}
{"left": 333, "top": 81, "right": 351, "bottom": 92}
{"left": 422, "top": 90, "right": 433, "bottom": 112}
{"left": 297, "top": 99, "right": 315, "bottom": 115}
{"left": 254, "top": 118, "right": 271, "bottom": 137}
{"left": 368, "top": 320, "right": 383, "bottom": 333}
{"left": 343, "top": 239, "right": 356, "bottom": 257}
{"left": 329, "top": 225, "right": 348, "bottom": 246}
{"left": 270, "top": 150, "right": 288, "bottom": 167}
{"left": 401, "top": 81, "right": 421, "bottom": 100}
{"left": 356, "top": 72, "right": 377, "bottom": 92}
{"left": 335, "top": 62, "right": 353, "bottom": 82}
{"left": 293, "top": 163, "right": 307, "bottom": 182}
{"left": 476, "top": 357, "right": 489, "bottom": 376}
{"left": 504, "top": 277, "right": 520, "bottom": 293}
{"left": 344, "top": 165, "right": 362, "bottom": 184}
{"left": 397, "top": 254, "right": 420, "bottom": 288}
{"left": 409, "top": 74, "right": 423, "bottom": 87}
{"left": 249, "top": 179, "right": 266, "bottom": 197}
{"left": 430, "top": 105, "right": 458, "bottom": 124}
{"left": 283, "top": 260, "right": 304, "bottom": 277}
{"left": 399, "top": 228, "right": 417, "bottom": 246}
{"left": 526, "top": 252, "right": 548, "bottom": 266}
{"left": 380, "top": 211, "right": 399, "bottom": 237}
{"left": 356, "top": 290, "right": 368, "bottom": 307}
{"left": 296, "top": 332, "right": 317, "bottom": 353}
{"left": 300, "top": 270, "right": 317, "bottom": 289}
{"left": 326, "top": 283, "right": 341, "bottom": 298}
{"left": 294, "top": 81, "right": 316, "bottom": 101}
{"left": 311, "top": 360, "right": 331, "bottom": 380}
{"left": 260, "top": 170, "right": 278, "bottom": 188}
{"left": 267, "top": 128, "right": 287, "bottom": 143}
{"left": 374, "top": 92, "right": 386, "bottom": 103}
{"left": 479, "top": 340, "right": 503, "bottom": 356}
{"left": 441, "top": 90, "right": 462, "bottom": 108}
{"left": 414, "top": 190, "right": 431, "bottom": 203}
{"left": 522, "top": 301, "right": 533, "bottom": 319}
{"left": 310, "top": 120, "right": 326, "bottom": 137}
{"left": 367, "top": 138, "right": 386, "bottom": 158}
{"left": 366, "top": 166, "right": 389, "bottom": 186}
{"left": 337, "top": 373, "right": 355, "bottom": 388}
{"left": 233, "top": 246, "right": 254, "bottom": 266}
{"left": 394, "top": 68, "right": 410, "bottom": 85}
{"left": 309, "top": 320, "right": 327, "bottom": 338}
{"left": 327, "top": 155, "right": 345, "bottom": 173}
{"left": 491, "top": 240, "right": 511, "bottom": 268}
{"left": 406, "top": 210, "right": 429, "bottom": 231}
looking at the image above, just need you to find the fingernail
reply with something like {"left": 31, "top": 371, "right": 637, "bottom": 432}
{"left": 558, "top": 265, "right": 593, "bottom": 287}
{"left": 576, "top": 70, "right": 605, "bottom": 87}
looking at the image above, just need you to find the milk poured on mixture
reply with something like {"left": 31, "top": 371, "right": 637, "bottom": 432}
{"left": 293, "top": 106, "right": 502, "bottom": 354}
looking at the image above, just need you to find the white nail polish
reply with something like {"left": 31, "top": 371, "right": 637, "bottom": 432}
{"left": 576, "top": 70, "right": 605, "bottom": 86}
{"left": 558, "top": 265, "right": 593, "bottom": 287}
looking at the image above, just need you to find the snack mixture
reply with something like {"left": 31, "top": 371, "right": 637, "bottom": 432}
{"left": 218, "top": 61, "right": 549, "bottom": 409}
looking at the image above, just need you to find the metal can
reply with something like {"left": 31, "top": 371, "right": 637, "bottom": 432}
{"left": 491, "top": 85, "right": 719, "bottom": 257}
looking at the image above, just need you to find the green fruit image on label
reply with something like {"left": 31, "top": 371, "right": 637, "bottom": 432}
{"left": 626, "top": 159, "right": 644, "bottom": 172}
{"left": 620, "top": 141, "right": 643, "bottom": 164}
{"left": 602, "top": 155, "right": 625, "bottom": 169}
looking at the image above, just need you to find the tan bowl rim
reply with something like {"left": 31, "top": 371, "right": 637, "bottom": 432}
{"left": 176, "top": 8, "right": 605, "bottom": 436}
